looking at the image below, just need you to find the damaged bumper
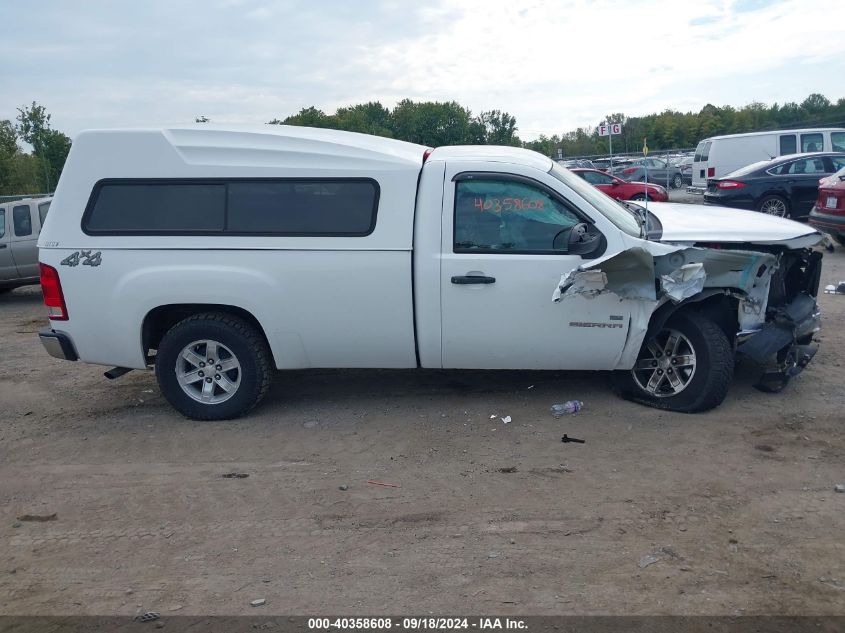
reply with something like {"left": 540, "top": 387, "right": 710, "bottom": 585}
{"left": 736, "top": 292, "right": 821, "bottom": 391}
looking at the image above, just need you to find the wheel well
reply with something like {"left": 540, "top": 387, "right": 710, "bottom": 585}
{"left": 649, "top": 292, "right": 740, "bottom": 344}
{"left": 141, "top": 304, "right": 273, "bottom": 364}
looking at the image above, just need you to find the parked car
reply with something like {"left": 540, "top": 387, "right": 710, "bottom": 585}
{"left": 676, "top": 156, "right": 694, "bottom": 185}
{"left": 808, "top": 165, "right": 845, "bottom": 245}
{"left": 691, "top": 128, "right": 845, "bottom": 191}
{"left": 612, "top": 158, "right": 684, "bottom": 189}
{"left": 570, "top": 168, "right": 669, "bottom": 202}
{"left": 704, "top": 152, "right": 845, "bottom": 219}
{"left": 0, "top": 196, "right": 52, "bottom": 292}
{"left": 38, "top": 125, "right": 823, "bottom": 419}
{"left": 558, "top": 159, "right": 596, "bottom": 170}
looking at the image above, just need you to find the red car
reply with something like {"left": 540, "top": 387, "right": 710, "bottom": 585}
{"left": 570, "top": 168, "right": 669, "bottom": 202}
{"left": 808, "top": 166, "right": 845, "bottom": 246}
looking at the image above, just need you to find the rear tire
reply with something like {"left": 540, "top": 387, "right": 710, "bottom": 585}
{"left": 155, "top": 312, "right": 272, "bottom": 420}
{"left": 611, "top": 311, "right": 734, "bottom": 413}
{"left": 630, "top": 193, "right": 651, "bottom": 201}
{"left": 757, "top": 195, "right": 790, "bottom": 218}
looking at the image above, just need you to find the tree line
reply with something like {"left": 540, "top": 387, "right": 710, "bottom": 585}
{"left": 268, "top": 93, "right": 845, "bottom": 158}
{"left": 525, "top": 93, "right": 845, "bottom": 158}
{"left": 3, "top": 93, "right": 844, "bottom": 195}
{"left": 0, "top": 102, "right": 71, "bottom": 196}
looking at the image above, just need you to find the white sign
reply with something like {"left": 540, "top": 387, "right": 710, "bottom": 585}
{"left": 598, "top": 123, "right": 622, "bottom": 137}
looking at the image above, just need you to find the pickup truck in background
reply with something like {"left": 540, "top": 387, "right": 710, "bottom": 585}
{"left": 0, "top": 196, "right": 52, "bottom": 292}
{"left": 36, "top": 126, "right": 823, "bottom": 419}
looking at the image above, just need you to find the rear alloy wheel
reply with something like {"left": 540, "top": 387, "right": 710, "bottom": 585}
{"left": 672, "top": 173, "right": 683, "bottom": 189}
{"left": 611, "top": 311, "right": 734, "bottom": 413}
{"left": 758, "top": 195, "right": 789, "bottom": 218}
{"left": 156, "top": 312, "right": 272, "bottom": 420}
{"left": 630, "top": 193, "right": 651, "bottom": 201}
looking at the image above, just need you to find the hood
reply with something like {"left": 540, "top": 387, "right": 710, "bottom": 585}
{"left": 631, "top": 201, "right": 823, "bottom": 246}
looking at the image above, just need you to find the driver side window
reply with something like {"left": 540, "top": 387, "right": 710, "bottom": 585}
{"left": 454, "top": 178, "right": 581, "bottom": 253}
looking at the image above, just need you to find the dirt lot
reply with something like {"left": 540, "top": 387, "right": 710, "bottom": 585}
{"left": 1, "top": 250, "right": 844, "bottom": 617}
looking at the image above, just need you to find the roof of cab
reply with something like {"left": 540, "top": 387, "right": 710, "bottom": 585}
{"left": 427, "top": 145, "right": 553, "bottom": 172}
{"left": 75, "top": 124, "right": 430, "bottom": 171}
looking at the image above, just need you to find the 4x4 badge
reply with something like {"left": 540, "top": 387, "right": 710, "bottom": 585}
{"left": 60, "top": 250, "right": 102, "bottom": 267}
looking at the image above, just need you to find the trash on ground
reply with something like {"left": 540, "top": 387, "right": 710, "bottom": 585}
{"left": 487, "top": 551, "right": 500, "bottom": 559}
{"left": 501, "top": 415, "right": 512, "bottom": 424}
{"left": 823, "top": 281, "right": 845, "bottom": 294}
{"left": 489, "top": 414, "right": 497, "bottom": 419}
{"left": 221, "top": 473, "right": 249, "bottom": 478}
{"left": 835, "top": 484, "right": 845, "bottom": 493}
{"left": 561, "top": 434, "right": 585, "bottom": 444}
{"left": 16, "top": 513, "right": 57, "bottom": 522}
{"left": 250, "top": 598, "right": 266, "bottom": 607}
{"left": 527, "top": 385, "right": 535, "bottom": 390}
{"left": 339, "top": 484, "right": 349, "bottom": 491}
{"left": 168, "top": 605, "right": 183, "bottom": 612}
{"left": 551, "top": 401, "right": 583, "bottom": 417}
{"left": 638, "top": 554, "right": 660, "bottom": 569}
{"left": 497, "top": 467, "right": 518, "bottom": 473}
{"left": 134, "top": 612, "right": 160, "bottom": 623}
{"left": 367, "top": 480, "right": 401, "bottom": 488}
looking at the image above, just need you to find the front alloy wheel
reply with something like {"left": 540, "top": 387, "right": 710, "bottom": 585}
{"left": 610, "top": 311, "right": 734, "bottom": 412}
{"left": 632, "top": 329, "right": 696, "bottom": 397}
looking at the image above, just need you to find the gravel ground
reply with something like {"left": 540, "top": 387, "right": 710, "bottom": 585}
{"left": 1, "top": 247, "right": 844, "bottom": 617}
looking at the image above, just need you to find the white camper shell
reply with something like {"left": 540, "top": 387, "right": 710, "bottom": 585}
{"left": 690, "top": 128, "right": 845, "bottom": 192}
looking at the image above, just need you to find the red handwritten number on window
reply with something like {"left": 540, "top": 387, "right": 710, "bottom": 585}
{"left": 473, "top": 197, "right": 545, "bottom": 212}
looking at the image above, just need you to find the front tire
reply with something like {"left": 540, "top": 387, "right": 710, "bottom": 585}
{"left": 611, "top": 311, "right": 734, "bottom": 413}
{"left": 155, "top": 312, "right": 272, "bottom": 420}
{"left": 758, "top": 195, "right": 790, "bottom": 218}
{"left": 671, "top": 174, "right": 683, "bottom": 189}
{"left": 630, "top": 193, "right": 652, "bottom": 201}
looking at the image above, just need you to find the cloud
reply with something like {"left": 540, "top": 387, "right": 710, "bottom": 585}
{"left": 0, "top": 0, "right": 843, "bottom": 141}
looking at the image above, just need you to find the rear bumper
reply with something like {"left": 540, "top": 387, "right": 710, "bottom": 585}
{"left": 39, "top": 328, "right": 78, "bottom": 361}
{"left": 808, "top": 206, "right": 845, "bottom": 236}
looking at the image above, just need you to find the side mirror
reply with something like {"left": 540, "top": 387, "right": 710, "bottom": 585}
{"left": 567, "top": 223, "right": 603, "bottom": 256}
{"left": 611, "top": 180, "right": 621, "bottom": 186}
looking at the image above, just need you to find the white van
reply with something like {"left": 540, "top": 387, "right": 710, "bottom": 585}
{"left": 36, "top": 125, "right": 824, "bottom": 419}
{"left": 690, "top": 128, "right": 845, "bottom": 192}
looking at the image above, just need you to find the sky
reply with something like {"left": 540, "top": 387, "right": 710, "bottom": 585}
{"left": 2, "top": 0, "right": 844, "bottom": 142}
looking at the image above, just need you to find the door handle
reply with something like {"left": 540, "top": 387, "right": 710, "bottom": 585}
{"left": 451, "top": 275, "right": 496, "bottom": 285}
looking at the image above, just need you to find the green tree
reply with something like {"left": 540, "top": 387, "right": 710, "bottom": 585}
{"left": 15, "top": 101, "right": 71, "bottom": 191}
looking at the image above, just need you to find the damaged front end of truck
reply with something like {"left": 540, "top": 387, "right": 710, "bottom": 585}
{"left": 554, "top": 230, "right": 824, "bottom": 410}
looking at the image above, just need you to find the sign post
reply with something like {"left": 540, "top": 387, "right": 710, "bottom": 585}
{"left": 598, "top": 122, "right": 622, "bottom": 174}
{"left": 642, "top": 138, "right": 649, "bottom": 215}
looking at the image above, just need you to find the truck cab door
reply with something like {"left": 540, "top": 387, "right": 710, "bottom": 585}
{"left": 439, "top": 162, "right": 632, "bottom": 370}
{"left": 10, "top": 203, "right": 39, "bottom": 279}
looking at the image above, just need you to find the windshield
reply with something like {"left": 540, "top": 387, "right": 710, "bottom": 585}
{"left": 548, "top": 162, "right": 641, "bottom": 237}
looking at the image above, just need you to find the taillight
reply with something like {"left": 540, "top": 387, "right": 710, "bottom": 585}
{"left": 716, "top": 180, "right": 746, "bottom": 189}
{"left": 39, "top": 263, "right": 68, "bottom": 320}
{"left": 622, "top": 167, "right": 636, "bottom": 174}
{"left": 422, "top": 148, "right": 433, "bottom": 162}
{"left": 707, "top": 167, "right": 715, "bottom": 177}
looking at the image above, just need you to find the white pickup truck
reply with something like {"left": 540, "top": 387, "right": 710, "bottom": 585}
{"left": 37, "top": 126, "right": 824, "bottom": 419}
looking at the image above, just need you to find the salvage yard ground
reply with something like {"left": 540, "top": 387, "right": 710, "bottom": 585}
{"left": 1, "top": 249, "right": 844, "bottom": 616}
